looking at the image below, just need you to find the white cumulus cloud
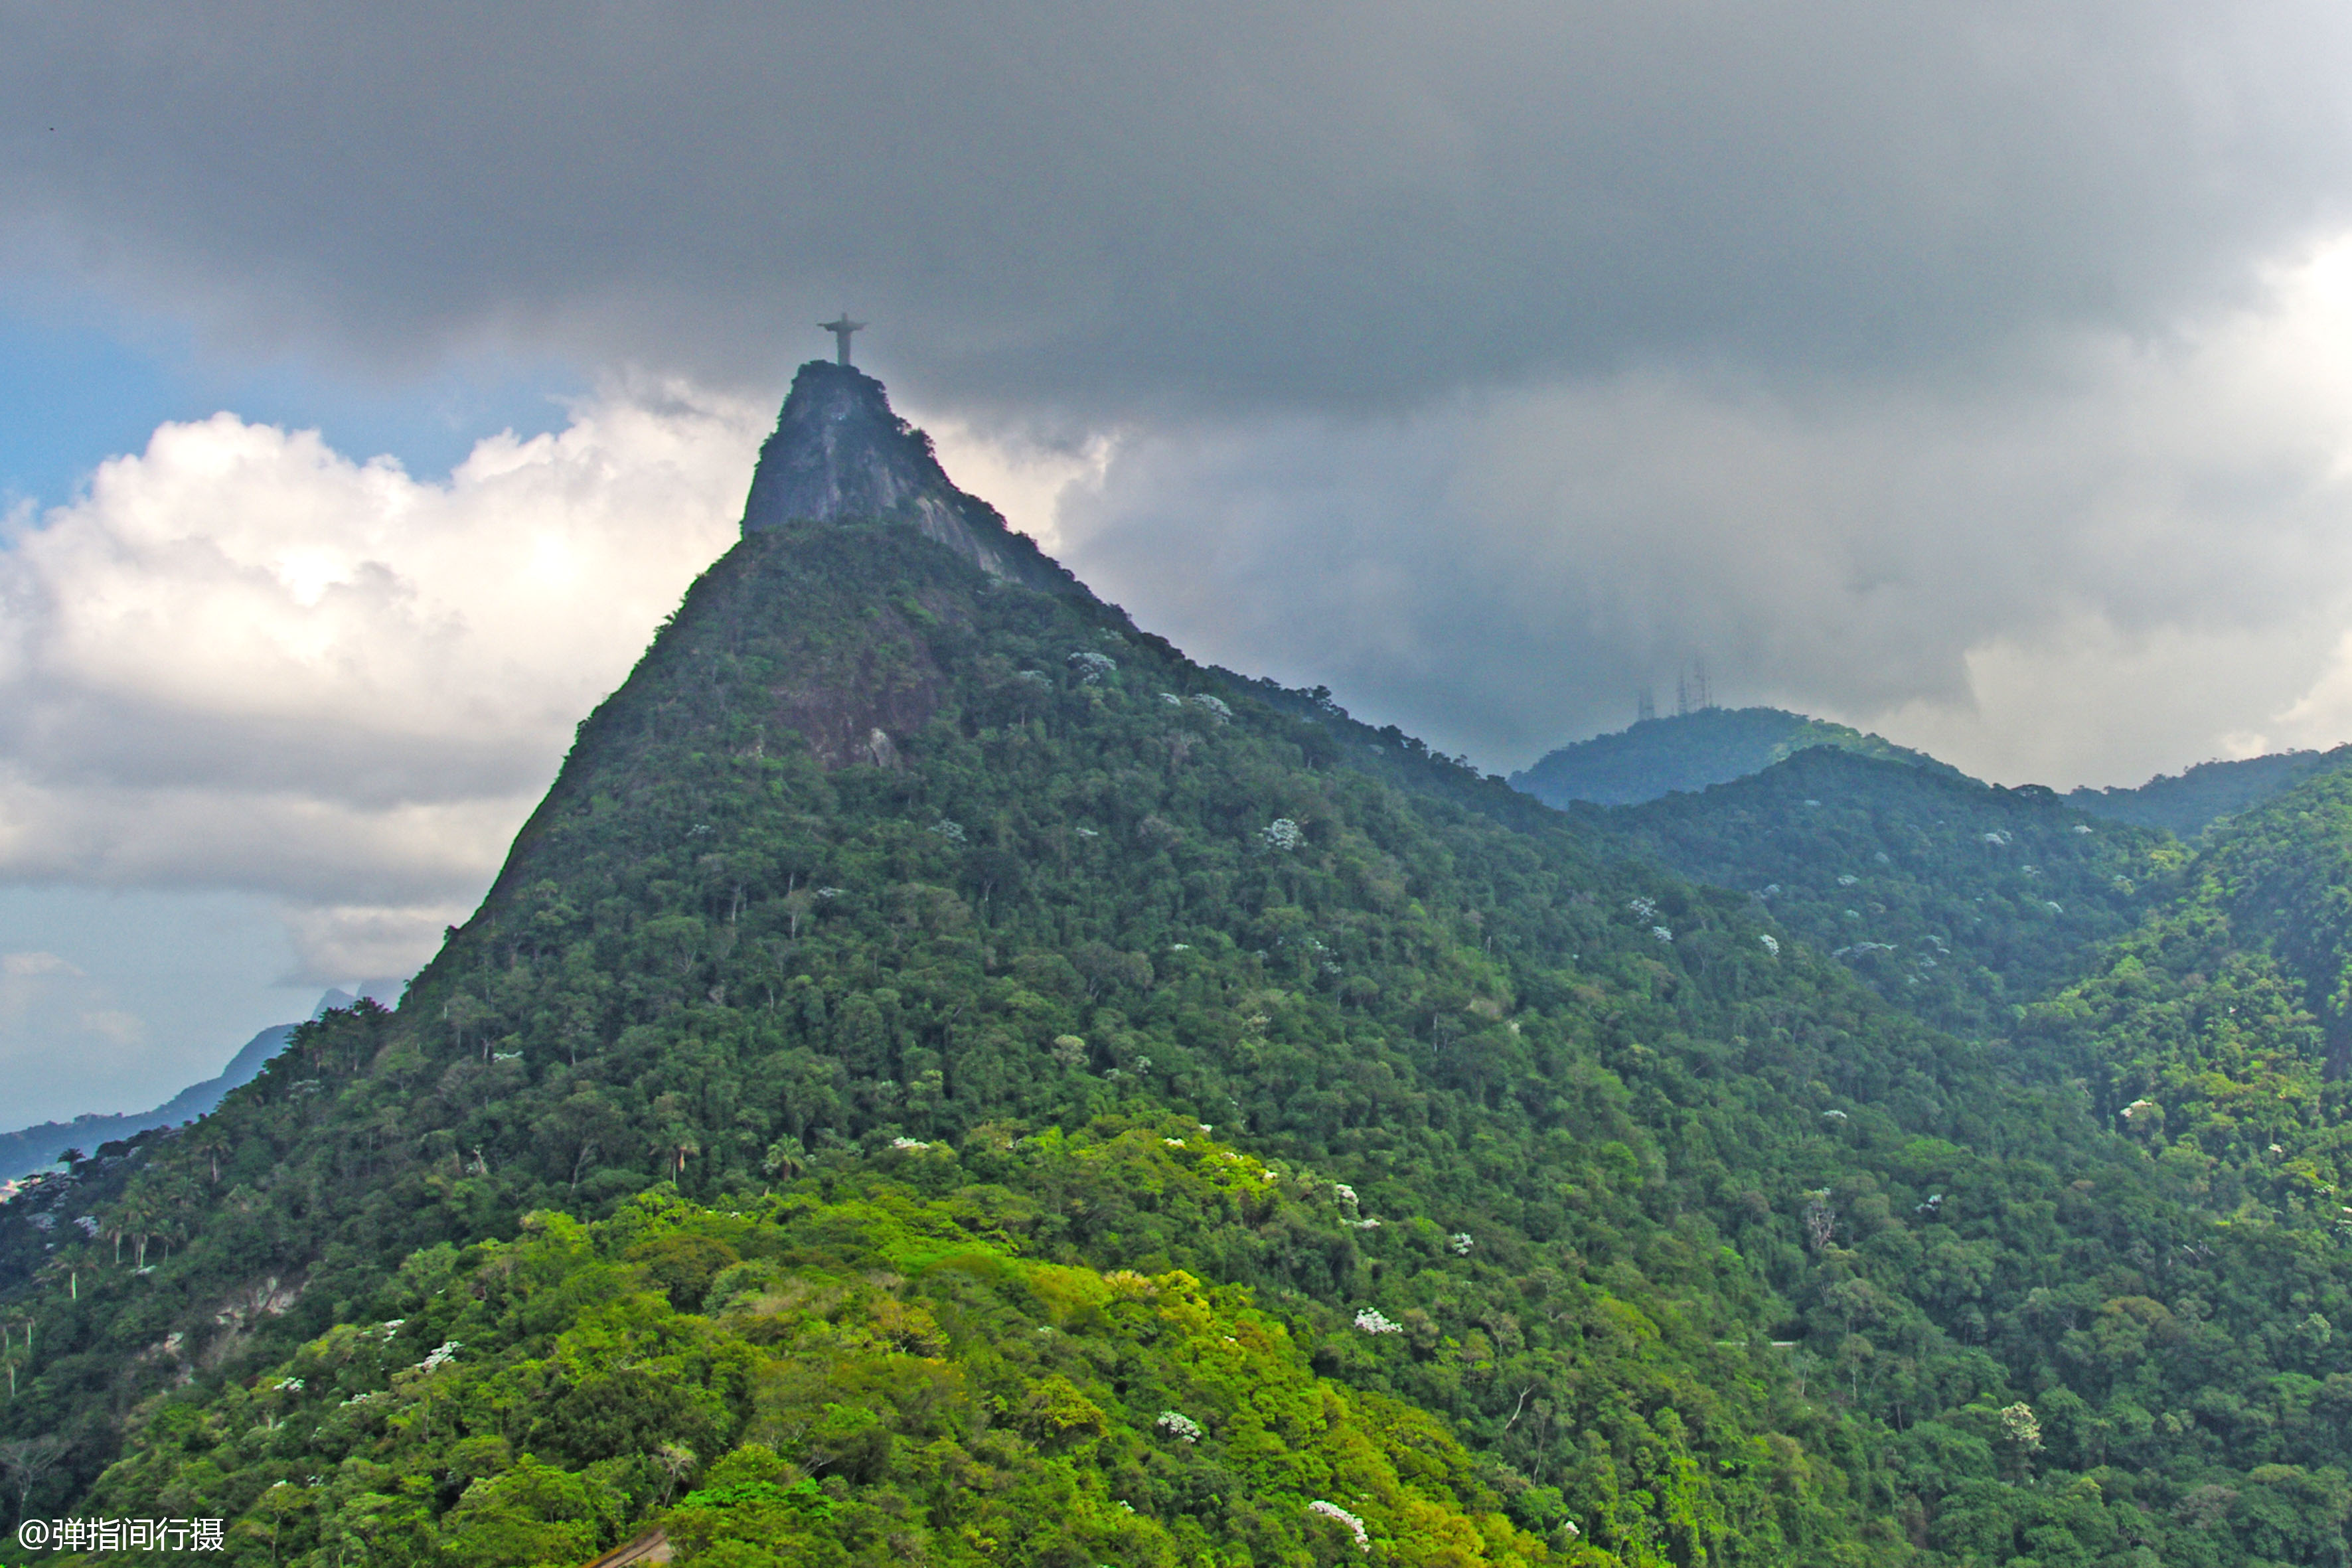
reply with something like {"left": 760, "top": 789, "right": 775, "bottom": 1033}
{"left": 0, "top": 381, "right": 767, "bottom": 980}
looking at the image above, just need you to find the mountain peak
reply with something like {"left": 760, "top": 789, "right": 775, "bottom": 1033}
{"left": 739, "top": 358, "right": 1071, "bottom": 592}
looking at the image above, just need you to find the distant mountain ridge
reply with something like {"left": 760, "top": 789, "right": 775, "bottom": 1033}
{"left": 1510, "top": 704, "right": 1950, "bottom": 808}
{"left": 1516, "top": 705, "right": 2344, "bottom": 842}
{"left": 2066, "top": 744, "right": 2347, "bottom": 837}
{"left": 0, "top": 988, "right": 370, "bottom": 1180}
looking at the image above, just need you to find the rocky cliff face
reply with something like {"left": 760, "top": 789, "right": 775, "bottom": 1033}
{"left": 739, "top": 360, "right": 1073, "bottom": 593}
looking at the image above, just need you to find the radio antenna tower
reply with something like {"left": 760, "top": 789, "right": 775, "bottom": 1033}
{"left": 1676, "top": 669, "right": 1690, "bottom": 718}
{"left": 1636, "top": 685, "right": 1656, "bottom": 724}
{"left": 1693, "top": 658, "right": 1712, "bottom": 711}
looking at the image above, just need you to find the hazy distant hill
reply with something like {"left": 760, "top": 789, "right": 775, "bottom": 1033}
{"left": 1510, "top": 704, "right": 1950, "bottom": 807}
{"left": 2066, "top": 744, "right": 2347, "bottom": 837}
{"left": 0, "top": 989, "right": 371, "bottom": 1179}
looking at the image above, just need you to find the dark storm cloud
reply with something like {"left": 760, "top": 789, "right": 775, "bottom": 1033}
{"left": 1048, "top": 303, "right": 2352, "bottom": 785}
{"left": 7, "top": 2, "right": 2352, "bottom": 412}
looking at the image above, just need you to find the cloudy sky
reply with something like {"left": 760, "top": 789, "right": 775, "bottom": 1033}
{"left": 10, "top": 1, "right": 2352, "bottom": 1121}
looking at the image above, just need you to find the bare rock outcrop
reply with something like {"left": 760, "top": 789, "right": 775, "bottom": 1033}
{"left": 740, "top": 360, "right": 1072, "bottom": 594}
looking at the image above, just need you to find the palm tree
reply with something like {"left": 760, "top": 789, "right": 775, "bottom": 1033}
{"left": 124, "top": 1193, "right": 161, "bottom": 1270}
{"left": 653, "top": 1443, "right": 697, "bottom": 1505}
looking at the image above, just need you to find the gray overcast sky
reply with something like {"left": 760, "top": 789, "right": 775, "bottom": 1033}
{"left": 11, "top": 3, "right": 2352, "bottom": 404}
{"left": 12, "top": 2, "right": 2352, "bottom": 1117}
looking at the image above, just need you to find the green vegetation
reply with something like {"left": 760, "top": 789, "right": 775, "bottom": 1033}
{"left": 13, "top": 370, "right": 2352, "bottom": 1565}
{"left": 6, "top": 520, "right": 1913, "bottom": 1564}
{"left": 2060, "top": 747, "right": 2352, "bottom": 846}
{"left": 2065, "top": 747, "right": 2347, "bottom": 840}
{"left": 77, "top": 1150, "right": 1551, "bottom": 1567}
{"left": 0, "top": 1020, "right": 299, "bottom": 1182}
{"left": 1605, "top": 747, "right": 2179, "bottom": 1035}
{"left": 1510, "top": 708, "right": 1948, "bottom": 811}
{"left": 2024, "top": 752, "right": 2352, "bottom": 1212}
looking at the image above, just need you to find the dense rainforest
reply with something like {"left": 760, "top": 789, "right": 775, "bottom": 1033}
{"left": 6, "top": 362, "right": 2352, "bottom": 1567}
{"left": 1597, "top": 748, "right": 2180, "bottom": 1038}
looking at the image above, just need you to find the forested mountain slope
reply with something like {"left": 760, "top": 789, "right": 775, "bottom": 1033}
{"left": 2066, "top": 747, "right": 2348, "bottom": 840}
{"left": 0, "top": 991, "right": 366, "bottom": 1181}
{"left": 2024, "top": 752, "right": 2352, "bottom": 1190}
{"left": 1603, "top": 749, "right": 2181, "bottom": 1036}
{"left": 1510, "top": 708, "right": 1949, "bottom": 810}
{"left": 7, "top": 364, "right": 2352, "bottom": 1567}
{"left": 0, "top": 1026, "right": 293, "bottom": 1183}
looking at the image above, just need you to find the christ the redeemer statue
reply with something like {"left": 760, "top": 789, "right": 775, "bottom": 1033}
{"left": 820, "top": 313, "right": 866, "bottom": 366}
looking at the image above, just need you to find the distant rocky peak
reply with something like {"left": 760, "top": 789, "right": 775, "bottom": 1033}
{"left": 740, "top": 359, "right": 1071, "bottom": 593}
